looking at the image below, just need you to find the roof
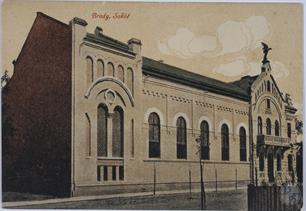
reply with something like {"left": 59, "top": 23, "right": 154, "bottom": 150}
{"left": 142, "top": 57, "right": 251, "bottom": 101}
{"left": 85, "top": 33, "right": 135, "bottom": 56}
{"left": 230, "top": 75, "right": 259, "bottom": 95}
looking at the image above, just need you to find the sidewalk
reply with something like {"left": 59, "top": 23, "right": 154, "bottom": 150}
{"left": 2, "top": 186, "right": 246, "bottom": 208}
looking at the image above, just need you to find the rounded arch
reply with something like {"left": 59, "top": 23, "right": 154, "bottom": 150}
{"left": 256, "top": 95, "right": 282, "bottom": 120}
{"left": 172, "top": 112, "right": 190, "bottom": 129}
{"left": 218, "top": 119, "right": 232, "bottom": 133}
{"left": 85, "top": 77, "right": 134, "bottom": 107}
{"left": 198, "top": 116, "right": 213, "bottom": 131}
{"left": 236, "top": 122, "right": 248, "bottom": 135}
{"left": 144, "top": 107, "right": 165, "bottom": 125}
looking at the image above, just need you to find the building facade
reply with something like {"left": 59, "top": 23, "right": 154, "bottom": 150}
{"left": 2, "top": 13, "right": 300, "bottom": 197}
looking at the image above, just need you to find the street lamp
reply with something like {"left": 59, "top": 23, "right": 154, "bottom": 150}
{"left": 196, "top": 135, "right": 206, "bottom": 210}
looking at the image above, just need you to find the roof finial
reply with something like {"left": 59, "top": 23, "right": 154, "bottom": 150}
{"left": 261, "top": 42, "right": 272, "bottom": 64}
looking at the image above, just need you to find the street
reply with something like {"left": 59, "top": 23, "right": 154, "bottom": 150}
{"left": 8, "top": 189, "right": 247, "bottom": 210}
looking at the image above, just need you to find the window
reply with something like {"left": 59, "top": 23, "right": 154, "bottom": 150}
{"left": 200, "top": 121, "right": 210, "bottom": 160}
{"left": 267, "top": 81, "right": 271, "bottom": 92}
{"left": 103, "top": 166, "right": 108, "bottom": 181}
{"left": 97, "top": 60, "right": 104, "bottom": 77}
{"left": 97, "top": 104, "right": 108, "bottom": 157}
{"left": 97, "top": 166, "right": 101, "bottom": 181}
{"left": 258, "top": 117, "right": 263, "bottom": 135}
{"left": 287, "top": 123, "right": 291, "bottom": 138}
{"left": 277, "top": 153, "right": 282, "bottom": 171}
{"left": 112, "top": 106, "right": 124, "bottom": 157}
{"left": 221, "top": 124, "right": 229, "bottom": 161}
{"left": 239, "top": 127, "right": 247, "bottom": 161}
{"left": 86, "top": 57, "right": 93, "bottom": 86}
{"left": 127, "top": 68, "right": 134, "bottom": 95}
{"left": 275, "top": 120, "right": 280, "bottom": 136}
{"left": 267, "top": 99, "right": 271, "bottom": 109}
{"left": 259, "top": 154, "right": 265, "bottom": 171}
{"left": 117, "top": 65, "right": 124, "bottom": 82}
{"left": 288, "top": 155, "right": 293, "bottom": 172}
{"left": 112, "top": 166, "right": 116, "bottom": 180}
{"left": 177, "top": 117, "right": 187, "bottom": 159}
{"left": 148, "top": 113, "right": 160, "bottom": 158}
{"left": 85, "top": 114, "right": 91, "bottom": 156}
{"left": 119, "top": 166, "right": 124, "bottom": 180}
{"left": 107, "top": 62, "right": 115, "bottom": 76}
{"left": 266, "top": 118, "right": 271, "bottom": 135}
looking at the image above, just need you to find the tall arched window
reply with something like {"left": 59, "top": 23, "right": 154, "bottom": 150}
{"left": 267, "top": 81, "right": 271, "bottom": 92}
{"left": 148, "top": 113, "right": 160, "bottom": 158}
{"left": 86, "top": 57, "right": 93, "bottom": 86}
{"left": 266, "top": 118, "right": 271, "bottom": 135}
{"left": 258, "top": 117, "right": 263, "bottom": 135}
{"left": 275, "top": 120, "right": 280, "bottom": 136}
{"left": 277, "top": 153, "right": 282, "bottom": 171}
{"left": 177, "top": 117, "right": 187, "bottom": 159}
{"left": 97, "top": 60, "right": 104, "bottom": 77}
{"left": 287, "top": 123, "right": 292, "bottom": 138}
{"left": 117, "top": 65, "right": 124, "bottom": 82}
{"left": 97, "top": 104, "right": 108, "bottom": 157}
{"left": 221, "top": 124, "right": 229, "bottom": 161}
{"left": 259, "top": 153, "right": 265, "bottom": 171}
{"left": 200, "top": 121, "right": 209, "bottom": 160}
{"left": 85, "top": 114, "right": 91, "bottom": 156}
{"left": 107, "top": 62, "right": 115, "bottom": 76}
{"left": 127, "top": 68, "right": 134, "bottom": 95}
{"left": 239, "top": 127, "right": 247, "bottom": 161}
{"left": 112, "top": 106, "right": 124, "bottom": 157}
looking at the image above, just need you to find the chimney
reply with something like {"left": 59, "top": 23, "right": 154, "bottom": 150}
{"left": 128, "top": 38, "right": 142, "bottom": 55}
{"left": 95, "top": 26, "right": 103, "bottom": 36}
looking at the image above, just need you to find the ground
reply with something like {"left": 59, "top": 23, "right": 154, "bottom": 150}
{"left": 4, "top": 189, "right": 247, "bottom": 210}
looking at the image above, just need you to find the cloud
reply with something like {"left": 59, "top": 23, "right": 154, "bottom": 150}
{"left": 213, "top": 58, "right": 246, "bottom": 77}
{"left": 213, "top": 58, "right": 289, "bottom": 79}
{"left": 158, "top": 16, "right": 271, "bottom": 58}
{"left": 158, "top": 28, "right": 216, "bottom": 59}
{"left": 270, "top": 61, "right": 289, "bottom": 79}
{"left": 217, "top": 16, "right": 271, "bottom": 55}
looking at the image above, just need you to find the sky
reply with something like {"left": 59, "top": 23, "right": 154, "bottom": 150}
{"left": 2, "top": 1, "right": 303, "bottom": 117}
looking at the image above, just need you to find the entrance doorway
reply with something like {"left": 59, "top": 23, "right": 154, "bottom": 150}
{"left": 268, "top": 153, "right": 274, "bottom": 183}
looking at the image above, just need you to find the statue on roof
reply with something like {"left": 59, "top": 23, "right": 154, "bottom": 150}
{"left": 261, "top": 42, "right": 272, "bottom": 64}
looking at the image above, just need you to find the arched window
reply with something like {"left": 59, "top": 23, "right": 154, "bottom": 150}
{"left": 239, "top": 127, "right": 247, "bottom": 161}
{"left": 288, "top": 154, "right": 293, "bottom": 172}
{"left": 177, "top": 117, "right": 187, "bottom": 159}
{"left": 267, "top": 99, "right": 271, "bottom": 109}
{"left": 277, "top": 153, "right": 282, "bottom": 171}
{"left": 127, "top": 68, "right": 134, "bottom": 95}
{"left": 267, "top": 81, "right": 271, "bottom": 92}
{"left": 221, "top": 124, "right": 229, "bottom": 161}
{"left": 148, "top": 113, "right": 160, "bottom": 158}
{"left": 117, "top": 65, "right": 124, "bottom": 82}
{"left": 287, "top": 123, "right": 291, "bottom": 138}
{"left": 97, "top": 60, "right": 104, "bottom": 77}
{"left": 107, "top": 62, "right": 115, "bottom": 76}
{"left": 97, "top": 104, "right": 108, "bottom": 157}
{"left": 275, "top": 120, "right": 280, "bottom": 136}
{"left": 259, "top": 153, "right": 265, "bottom": 171}
{"left": 85, "top": 114, "right": 91, "bottom": 156}
{"left": 112, "top": 106, "right": 124, "bottom": 157}
{"left": 266, "top": 118, "right": 271, "bottom": 135}
{"left": 86, "top": 57, "right": 93, "bottom": 86}
{"left": 200, "top": 121, "right": 209, "bottom": 160}
{"left": 258, "top": 117, "right": 263, "bottom": 135}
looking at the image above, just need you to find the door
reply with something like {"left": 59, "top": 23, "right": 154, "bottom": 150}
{"left": 268, "top": 153, "right": 274, "bottom": 183}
